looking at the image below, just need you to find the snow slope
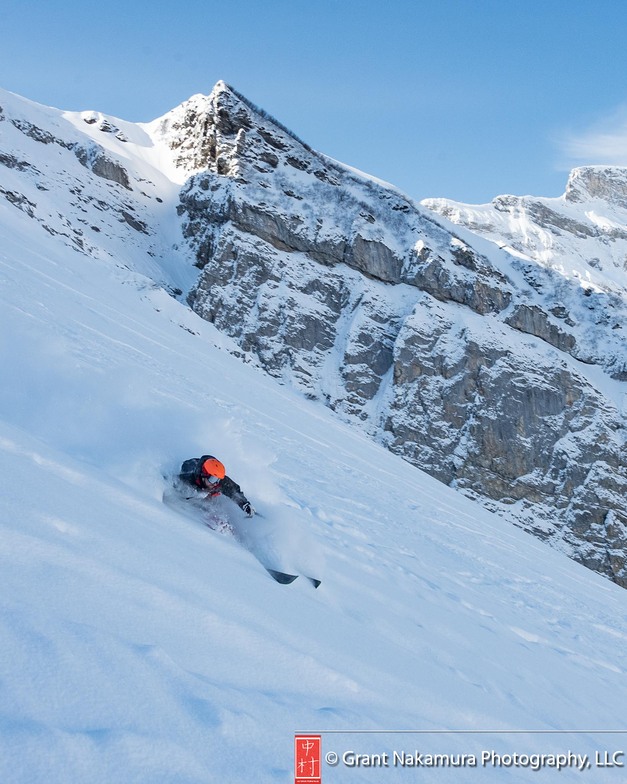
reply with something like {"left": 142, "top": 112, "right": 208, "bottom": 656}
{"left": 2, "top": 117, "right": 627, "bottom": 783}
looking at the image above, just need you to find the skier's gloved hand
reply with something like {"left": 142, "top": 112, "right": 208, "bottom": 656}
{"left": 242, "top": 502, "right": 255, "bottom": 518}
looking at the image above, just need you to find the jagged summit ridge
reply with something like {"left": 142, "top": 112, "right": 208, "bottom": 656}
{"left": 145, "top": 80, "right": 318, "bottom": 180}
{"left": 564, "top": 165, "right": 627, "bottom": 208}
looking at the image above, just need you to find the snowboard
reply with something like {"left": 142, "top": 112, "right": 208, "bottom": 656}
{"left": 163, "top": 479, "right": 321, "bottom": 588}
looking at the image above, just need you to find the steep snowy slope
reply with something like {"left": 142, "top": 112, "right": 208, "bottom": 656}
{"left": 0, "top": 85, "right": 194, "bottom": 294}
{"left": 2, "top": 132, "right": 627, "bottom": 783}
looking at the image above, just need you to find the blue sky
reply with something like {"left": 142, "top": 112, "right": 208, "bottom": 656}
{"left": 3, "top": 0, "right": 627, "bottom": 203}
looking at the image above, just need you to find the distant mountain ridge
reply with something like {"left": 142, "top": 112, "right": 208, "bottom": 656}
{"left": 423, "top": 166, "right": 627, "bottom": 378}
{"left": 1, "top": 81, "right": 626, "bottom": 586}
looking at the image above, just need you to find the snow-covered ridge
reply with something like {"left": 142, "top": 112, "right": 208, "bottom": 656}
{"left": 422, "top": 166, "right": 627, "bottom": 298}
{"left": 0, "top": 84, "right": 197, "bottom": 294}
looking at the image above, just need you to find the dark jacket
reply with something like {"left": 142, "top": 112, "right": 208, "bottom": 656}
{"left": 179, "top": 455, "right": 251, "bottom": 512}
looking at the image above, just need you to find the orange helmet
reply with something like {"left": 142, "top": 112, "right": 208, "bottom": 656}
{"left": 201, "top": 457, "right": 226, "bottom": 481}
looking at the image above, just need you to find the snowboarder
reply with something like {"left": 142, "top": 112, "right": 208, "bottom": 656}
{"left": 178, "top": 455, "right": 255, "bottom": 517}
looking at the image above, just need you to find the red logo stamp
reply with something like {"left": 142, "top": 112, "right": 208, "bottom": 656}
{"left": 295, "top": 734, "right": 322, "bottom": 784}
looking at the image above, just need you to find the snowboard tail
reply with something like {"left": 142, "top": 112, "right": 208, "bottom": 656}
{"left": 265, "top": 568, "right": 299, "bottom": 584}
{"left": 265, "top": 569, "right": 321, "bottom": 588}
{"left": 164, "top": 481, "right": 321, "bottom": 588}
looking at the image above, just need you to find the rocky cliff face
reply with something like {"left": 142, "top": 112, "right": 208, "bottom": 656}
{"left": 2, "top": 81, "right": 626, "bottom": 587}
{"left": 158, "top": 84, "right": 627, "bottom": 587}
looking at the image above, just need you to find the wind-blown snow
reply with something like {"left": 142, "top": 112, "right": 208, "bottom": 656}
{"left": 2, "top": 90, "right": 627, "bottom": 783}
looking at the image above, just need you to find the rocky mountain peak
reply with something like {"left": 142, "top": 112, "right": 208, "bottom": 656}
{"left": 147, "top": 88, "right": 230, "bottom": 176}
{"left": 564, "top": 165, "right": 627, "bottom": 209}
{"left": 147, "top": 80, "right": 318, "bottom": 182}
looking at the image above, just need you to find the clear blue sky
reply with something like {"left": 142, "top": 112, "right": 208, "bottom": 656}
{"left": 3, "top": 0, "right": 627, "bottom": 204}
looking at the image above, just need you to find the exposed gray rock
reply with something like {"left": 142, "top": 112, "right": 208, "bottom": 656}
{"left": 422, "top": 169, "right": 627, "bottom": 381}
{"left": 565, "top": 166, "right": 627, "bottom": 209}
{"left": 0, "top": 92, "right": 170, "bottom": 273}
{"left": 74, "top": 144, "right": 132, "bottom": 190}
{"left": 10, "top": 115, "right": 130, "bottom": 193}
{"left": 505, "top": 304, "right": 577, "bottom": 352}
{"left": 0, "top": 187, "right": 37, "bottom": 217}
{"left": 0, "top": 151, "right": 35, "bottom": 172}
{"left": 11, "top": 117, "right": 70, "bottom": 147}
{"left": 119, "top": 209, "right": 149, "bottom": 234}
